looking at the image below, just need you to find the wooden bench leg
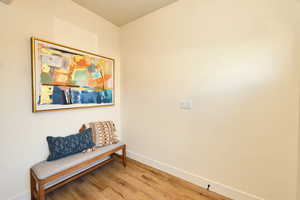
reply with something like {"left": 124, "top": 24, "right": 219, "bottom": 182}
{"left": 30, "top": 171, "right": 35, "bottom": 200}
{"left": 122, "top": 145, "right": 127, "bottom": 167}
{"left": 37, "top": 182, "right": 45, "bottom": 200}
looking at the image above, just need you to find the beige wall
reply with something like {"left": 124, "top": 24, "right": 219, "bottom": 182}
{"left": 296, "top": 3, "right": 300, "bottom": 200}
{"left": 121, "top": 0, "right": 299, "bottom": 200}
{"left": 1, "top": 0, "right": 300, "bottom": 200}
{"left": 0, "top": 0, "right": 120, "bottom": 199}
{"left": 297, "top": 17, "right": 300, "bottom": 200}
{"left": 298, "top": 33, "right": 300, "bottom": 200}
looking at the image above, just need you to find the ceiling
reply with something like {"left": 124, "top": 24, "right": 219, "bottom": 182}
{"left": 72, "top": 0, "right": 178, "bottom": 27}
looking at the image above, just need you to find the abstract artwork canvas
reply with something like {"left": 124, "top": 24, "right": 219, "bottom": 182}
{"left": 31, "top": 37, "right": 114, "bottom": 112}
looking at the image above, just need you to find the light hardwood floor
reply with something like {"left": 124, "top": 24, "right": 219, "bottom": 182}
{"left": 47, "top": 156, "right": 231, "bottom": 200}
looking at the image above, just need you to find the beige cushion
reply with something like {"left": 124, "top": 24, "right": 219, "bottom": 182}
{"left": 32, "top": 142, "right": 124, "bottom": 180}
{"left": 45, "top": 156, "right": 110, "bottom": 189}
{"left": 89, "top": 121, "right": 119, "bottom": 147}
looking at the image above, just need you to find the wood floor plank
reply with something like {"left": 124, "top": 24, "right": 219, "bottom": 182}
{"left": 109, "top": 161, "right": 208, "bottom": 200}
{"left": 111, "top": 159, "right": 213, "bottom": 200}
{"left": 46, "top": 157, "right": 231, "bottom": 200}
{"left": 106, "top": 165, "right": 173, "bottom": 200}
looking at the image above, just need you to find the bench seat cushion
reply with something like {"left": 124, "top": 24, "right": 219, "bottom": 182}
{"left": 45, "top": 156, "right": 110, "bottom": 189}
{"left": 32, "top": 142, "right": 124, "bottom": 180}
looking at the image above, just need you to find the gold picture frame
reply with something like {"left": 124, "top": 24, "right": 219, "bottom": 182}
{"left": 31, "top": 37, "right": 115, "bottom": 112}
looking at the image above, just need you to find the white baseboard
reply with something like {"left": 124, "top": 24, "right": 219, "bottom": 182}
{"left": 127, "top": 150, "right": 265, "bottom": 200}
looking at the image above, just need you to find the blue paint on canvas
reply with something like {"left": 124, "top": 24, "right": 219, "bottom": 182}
{"left": 52, "top": 86, "right": 67, "bottom": 105}
{"left": 71, "top": 90, "right": 81, "bottom": 104}
{"left": 102, "top": 90, "right": 113, "bottom": 103}
{"left": 80, "top": 91, "right": 98, "bottom": 104}
{"left": 47, "top": 88, "right": 113, "bottom": 105}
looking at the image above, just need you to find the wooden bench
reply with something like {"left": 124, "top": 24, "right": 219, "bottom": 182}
{"left": 30, "top": 126, "right": 126, "bottom": 200}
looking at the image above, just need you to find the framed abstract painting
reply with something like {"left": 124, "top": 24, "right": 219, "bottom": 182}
{"left": 31, "top": 37, "right": 114, "bottom": 112}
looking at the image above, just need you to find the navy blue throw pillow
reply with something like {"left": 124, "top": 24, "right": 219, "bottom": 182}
{"left": 47, "top": 128, "right": 95, "bottom": 161}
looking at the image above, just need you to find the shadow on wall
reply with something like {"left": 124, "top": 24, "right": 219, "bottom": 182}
{"left": 0, "top": 0, "right": 14, "bottom": 5}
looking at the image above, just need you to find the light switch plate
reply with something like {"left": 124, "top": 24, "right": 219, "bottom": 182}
{"left": 180, "top": 100, "right": 192, "bottom": 110}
